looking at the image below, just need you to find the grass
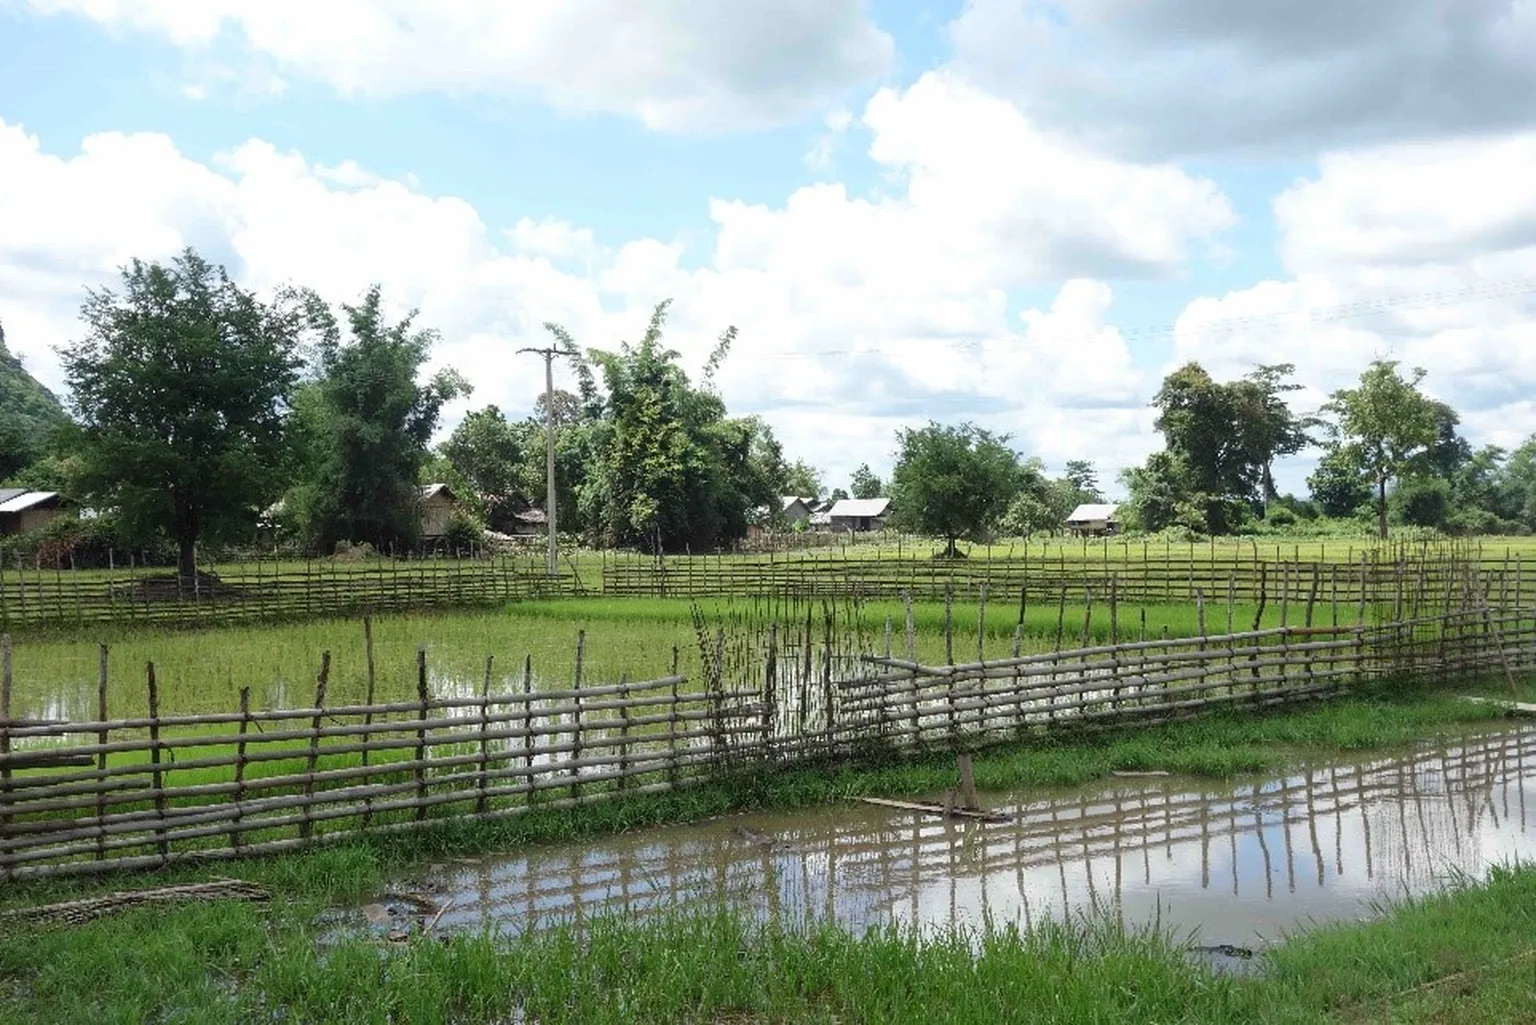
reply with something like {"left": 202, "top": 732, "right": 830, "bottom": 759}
{"left": 4, "top": 593, "right": 1302, "bottom": 719}
{"left": 3, "top": 676, "right": 1535, "bottom": 1021}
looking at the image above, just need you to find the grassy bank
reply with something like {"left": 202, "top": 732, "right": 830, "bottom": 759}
{"left": 3, "top": 847, "right": 1534, "bottom": 1023}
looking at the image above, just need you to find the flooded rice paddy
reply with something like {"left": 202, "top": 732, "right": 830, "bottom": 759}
{"left": 353, "top": 724, "right": 1536, "bottom": 953}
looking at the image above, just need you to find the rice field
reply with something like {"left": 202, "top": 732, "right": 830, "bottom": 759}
{"left": 0, "top": 594, "right": 1301, "bottom": 722}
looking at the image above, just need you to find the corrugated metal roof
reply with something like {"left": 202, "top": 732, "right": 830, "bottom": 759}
{"left": 0, "top": 488, "right": 25, "bottom": 504}
{"left": 1066, "top": 503, "right": 1118, "bottom": 522}
{"left": 828, "top": 498, "right": 891, "bottom": 518}
{"left": 0, "top": 491, "right": 59, "bottom": 514}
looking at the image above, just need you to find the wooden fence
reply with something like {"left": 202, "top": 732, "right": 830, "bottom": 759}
{"left": 0, "top": 556, "right": 579, "bottom": 631}
{"left": 600, "top": 543, "right": 1529, "bottom": 609}
{"left": 2, "top": 591, "right": 1531, "bottom": 879}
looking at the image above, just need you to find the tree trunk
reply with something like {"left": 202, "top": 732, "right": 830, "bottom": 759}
{"left": 945, "top": 536, "right": 959, "bottom": 558}
{"left": 177, "top": 537, "right": 198, "bottom": 582}
{"left": 1377, "top": 477, "right": 1389, "bottom": 540}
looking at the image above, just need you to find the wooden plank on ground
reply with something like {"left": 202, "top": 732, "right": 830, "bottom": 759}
{"left": 859, "top": 796, "right": 1012, "bottom": 823}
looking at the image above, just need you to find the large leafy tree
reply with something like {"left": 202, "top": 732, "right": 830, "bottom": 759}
{"left": 1062, "top": 460, "right": 1102, "bottom": 501}
{"left": 783, "top": 459, "right": 823, "bottom": 500}
{"left": 889, "top": 422, "right": 1023, "bottom": 557}
{"left": 438, "top": 405, "right": 524, "bottom": 528}
{"left": 287, "top": 285, "right": 467, "bottom": 552}
{"left": 0, "top": 319, "right": 70, "bottom": 482}
{"left": 1230, "top": 363, "right": 1316, "bottom": 506}
{"left": 572, "top": 300, "right": 765, "bottom": 552}
{"left": 1151, "top": 363, "right": 1257, "bottom": 532}
{"left": 57, "top": 249, "right": 303, "bottom": 578}
{"left": 1320, "top": 360, "right": 1441, "bottom": 539}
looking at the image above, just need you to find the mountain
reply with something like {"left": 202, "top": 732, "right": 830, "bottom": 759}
{"left": 0, "top": 319, "right": 70, "bottom": 480}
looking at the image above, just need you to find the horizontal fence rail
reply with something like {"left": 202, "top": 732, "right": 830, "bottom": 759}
{"left": 2, "top": 589, "right": 1533, "bottom": 878}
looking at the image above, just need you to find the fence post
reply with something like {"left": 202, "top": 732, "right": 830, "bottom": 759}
{"left": 522, "top": 655, "right": 537, "bottom": 804}
{"left": 93, "top": 644, "right": 109, "bottom": 861}
{"left": 905, "top": 592, "right": 920, "bottom": 747}
{"left": 232, "top": 687, "right": 250, "bottom": 853}
{"left": 300, "top": 651, "right": 330, "bottom": 841}
{"left": 476, "top": 654, "right": 494, "bottom": 815}
{"left": 570, "top": 630, "right": 586, "bottom": 801}
{"left": 414, "top": 647, "right": 430, "bottom": 822}
{"left": 617, "top": 672, "right": 633, "bottom": 789}
{"left": 764, "top": 621, "right": 778, "bottom": 756}
{"left": 146, "top": 661, "right": 169, "bottom": 864}
{"left": 361, "top": 616, "right": 377, "bottom": 827}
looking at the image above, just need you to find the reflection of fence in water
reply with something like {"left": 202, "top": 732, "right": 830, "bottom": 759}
{"left": 439, "top": 727, "right": 1536, "bottom": 936}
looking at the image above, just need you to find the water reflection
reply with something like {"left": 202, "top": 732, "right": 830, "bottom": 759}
{"left": 421, "top": 725, "right": 1536, "bottom": 945}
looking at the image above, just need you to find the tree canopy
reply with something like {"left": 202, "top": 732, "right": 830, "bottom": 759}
{"left": 57, "top": 249, "right": 304, "bottom": 578}
{"left": 889, "top": 422, "right": 1022, "bottom": 556}
{"left": 1320, "top": 360, "right": 1441, "bottom": 539}
{"left": 0, "top": 319, "right": 69, "bottom": 482}
{"left": 285, "top": 285, "right": 468, "bottom": 552}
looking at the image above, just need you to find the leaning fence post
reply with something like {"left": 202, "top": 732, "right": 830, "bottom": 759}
{"left": 569, "top": 630, "right": 585, "bottom": 801}
{"left": 414, "top": 647, "right": 430, "bottom": 822}
{"left": 300, "top": 651, "right": 330, "bottom": 841}
{"left": 763, "top": 622, "right": 779, "bottom": 756}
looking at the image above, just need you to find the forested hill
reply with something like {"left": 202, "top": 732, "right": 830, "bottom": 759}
{"left": 0, "top": 319, "right": 69, "bottom": 480}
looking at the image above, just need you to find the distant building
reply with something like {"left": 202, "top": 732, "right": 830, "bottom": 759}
{"left": 779, "top": 497, "right": 812, "bottom": 525}
{"left": 0, "top": 489, "right": 67, "bottom": 535}
{"left": 417, "top": 484, "right": 459, "bottom": 540}
{"left": 507, "top": 505, "right": 547, "bottom": 537}
{"left": 828, "top": 497, "right": 891, "bottom": 532}
{"left": 1065, "top": 503, "right": 1120, "bottom": 537}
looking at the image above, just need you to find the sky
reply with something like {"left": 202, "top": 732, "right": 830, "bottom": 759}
{"left": 2, "top": 1, "right": 1534, "bottom": 500}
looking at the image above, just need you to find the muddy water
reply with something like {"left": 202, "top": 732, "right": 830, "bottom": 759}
{"left": 402, "top": 725, "right": 1536, "bottom": 948}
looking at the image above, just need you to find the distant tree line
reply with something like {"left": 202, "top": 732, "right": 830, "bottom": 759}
{"left": 6, "top": 248, "right": 1535, "bottom": 575}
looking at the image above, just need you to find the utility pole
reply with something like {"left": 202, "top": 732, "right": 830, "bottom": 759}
{"left": 517, "top": 346, "right": 560, "bottom": 576}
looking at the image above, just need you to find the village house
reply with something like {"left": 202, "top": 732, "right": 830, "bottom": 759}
{"left": 417, "top": 483, "right": 459, "bottom": 540}
{"left": 828, "top": 497, "right": 891, "bottom": 532}
{"left": 1065, "top": 503, "right": 1120, "bottom": 537}
{"left": 779, "top": 496, "right": 812, "bottom": 526}
{"left": 0, "top": 489, "right": 67, "bottom": 535}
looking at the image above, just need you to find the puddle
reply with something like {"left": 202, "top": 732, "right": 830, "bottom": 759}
{"left": 365, "top": 725, "right": 1535, "bottom": 953}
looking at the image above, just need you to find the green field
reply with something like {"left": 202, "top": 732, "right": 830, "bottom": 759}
{"left": 5, "top": 594, "right": 1301, "bottom": 720}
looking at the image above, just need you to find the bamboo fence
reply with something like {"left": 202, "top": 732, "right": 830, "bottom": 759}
{"left": 0, "top": 555, "right": 578, "bottom": 631}
{"left": 2, "top": 571, "right": 1532, "bottom": 878}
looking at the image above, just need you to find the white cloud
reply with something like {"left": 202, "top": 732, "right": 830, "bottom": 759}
{"left": 19, "top": 0, "right": 895, "bottom": 132}
{"left": 948, "top": 0, "right": 1536, "bottom": 159}
{"left": 1171, "top": 132, "right": 1536, "bottom": 480}
{"left": 0, "top": 82, "right": 1226, "bottom": 485}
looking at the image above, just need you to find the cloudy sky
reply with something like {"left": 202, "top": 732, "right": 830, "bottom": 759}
{"left": 2, "top": 1, "right": 1534, "bottom": 497}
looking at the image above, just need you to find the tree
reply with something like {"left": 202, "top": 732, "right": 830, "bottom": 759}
{"left": 1120, "top": 451, "right": 1201, "bottom": 533}
{"left": 573, "top": 300, "right": 759, "bottom": 552}
{"left": 1151, "top": 362, "right": 1257, "bottom": 532}
{"left": 1320, "top": 360, "right": 1441, "bottom": 539}
{"left": 849, "top": 463, "right": 884, "bottom": 500}
{"left": 828, "top": 487, "right": 850, "bottom": 502}
{"left": 534, "top": 389, "right": 583, "bottom": 428}
{"left": 1307, "top": 447, "right": 1372, "bottom": 518}
{"left": 58, "top": 249, "right": 303, "bottom": 579}
{"left": 1062, "top": 460, "right": 1102, "bottom": 501}
{"left": 0, "top": 318, "right": 70, "bottom": 482}
{"left": 439, "top": 405, "right": 525, "bottom": 530}
{"left": 783, "top": 459, "right": 823, "bottom": 500}
{"left": 287, "top": 285, "right": 468, "bottom": 552}
{"left": 1230, "top": 363, "right": 1316, "bottom": 506}
{"left": 888, "top": 422, "right": 1022, "bottom": 557}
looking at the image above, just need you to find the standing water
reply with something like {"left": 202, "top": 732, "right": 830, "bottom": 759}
{"left": 368, "top": 725, "right": 1536, "bottom": 949}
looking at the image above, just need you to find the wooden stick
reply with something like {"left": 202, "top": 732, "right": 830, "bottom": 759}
{"left": 146, "top": 661, "right": 168, "bottom": 863}
{"left": 414, "top": 647, "right": 429, "bottom": 821}
{"left": 1, "top": 633, "right": 11, "bottom": 878}
{"left": 476, "top": 654, "right": 494, "bottom": 814}
{"left": 299, "top": 651, "right": 330, "bottom": 841}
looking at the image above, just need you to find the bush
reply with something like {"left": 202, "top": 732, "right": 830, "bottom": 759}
{"left": 1265, "top": 507, "right": 1298, "bottom": 527}
{"left": 442, "top": 510, "right": 485, "bottom": 554}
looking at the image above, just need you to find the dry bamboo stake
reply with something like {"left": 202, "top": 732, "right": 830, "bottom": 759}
{"left": 299, "top": 651, "right": 330, "bottom": 841}
{"left": 146, "top": 661, "right": 168, "bottom": 863}
{"left": 476, "top": 655, "right": 494, "bottom": 814}
{"left": 95, "top": 644, "right": 108, "bottom": 861}
{"left": 570, "top": 630, "right": 590, "bottom": 795}
{"left": 414, "top": 647, "right": 430, "bottom": 822}
{"left": 232, "top": 687, "right": 250, "bottom": 852}
{"left": 1, "top": 633, "right": 11, "bottom": 878}
{"left": 905, "top": 592, "right": 919, "bottom": 745}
